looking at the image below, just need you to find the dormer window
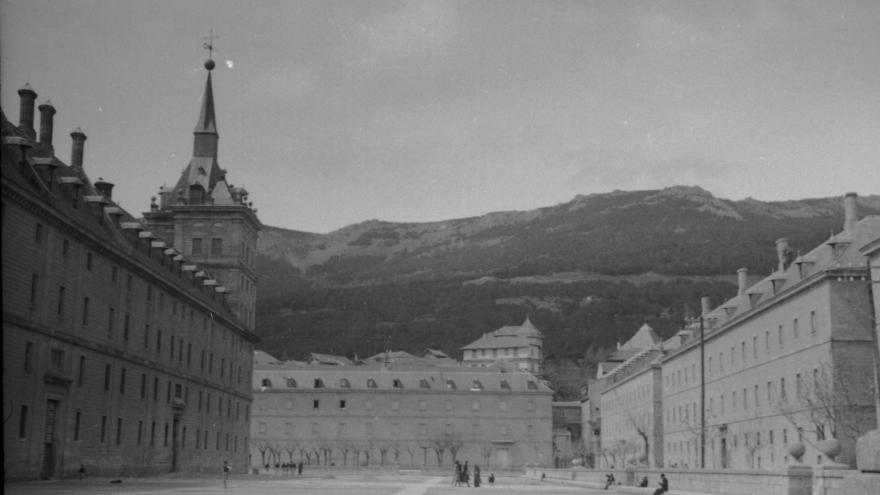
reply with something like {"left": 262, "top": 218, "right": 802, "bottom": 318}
{"left": 446, "top": 379, "right": 457, "bottom": 390}
{"left": 500, "top": 379, "right": 511, "bottom": 390}
{"left": 189, "top": 185, "right": 205, "bottom": 204}
{"left": 313, "top": 378, "right": 324, "bottom": 389}
{"left": 419, "top": 378, "right": 430, "bottom": 389}
{"left": 471, "top": 380, "right": 483, "bottom": 391}
{"left": 367, "top": 378, "right": 377, "bottom": 389}
{"left": 260, "top": 378, "right": 272, "bottom": 389}
{"left": 527, "top": 380, "right": 538, "bottom": 390}
{"left": 339, "top": 378, "right": 351, "bottom": 388}
{"left": 285, "top": 378, "right": 297, "bottom": 388}
{"left": 393, "top": 378, "right": 404, "bottom": 389}
{"left": 197, "top": 166, "right": 206, "bottom": 176}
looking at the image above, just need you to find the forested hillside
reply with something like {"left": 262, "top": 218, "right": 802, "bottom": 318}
{"left": 253, "top": 187, "right": 880, "bottom": 398}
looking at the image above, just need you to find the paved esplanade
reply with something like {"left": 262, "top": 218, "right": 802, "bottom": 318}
{"left": 4, "top": 474, "right": 621, "bottom": 494}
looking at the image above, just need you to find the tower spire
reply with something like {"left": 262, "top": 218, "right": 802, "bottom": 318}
{"left": 193, "top": 32, "right": 218, "bottom": 158}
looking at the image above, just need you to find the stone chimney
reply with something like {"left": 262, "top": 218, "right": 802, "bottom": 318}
{"left": 701, "top": 296, "right": 712, "bottom": 317}
{"left": 38, "top": 100, "right": 56, "bottom": 151}
{"left": 737, "top": 268, "right": 748, "bottom": 296}
{"left": 70, "top": 127, "right": 86, "bottom": 169}
{"left": 844, "top": 192, "right": 858, "bottom": 232}
{"left": 18, "top": 84, "right": 37, "bottom": 140}
{"left": 94, "top": 177, "right": 114, "bottom": 199}
{"left": 776, "top": 238, "right": 790, "bottom": 272}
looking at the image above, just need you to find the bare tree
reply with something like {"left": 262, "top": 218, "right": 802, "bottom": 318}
{"left": 481, "top": 443, "right": 493, "bottom": 468}
{"left": 405, "top": 443, "right": 417, "bottom": 467}
{"left": 255, "top": 442, "right": 272, "bottom": 469}
{"left": 776, "top": 361, "right": 875, "bottom": 464}
{"left": 338, "top": 441, "right": 354, "bottom": 466}
{"left": 283, "top": 441, "right": 299, "bottom": 465}
{"left": 378, "top": 442, "right": 392, "bottom": 465}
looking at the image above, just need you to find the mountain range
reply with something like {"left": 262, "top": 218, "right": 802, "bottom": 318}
{"left": 253, "top": 186, "right": 880, "bottom": 397}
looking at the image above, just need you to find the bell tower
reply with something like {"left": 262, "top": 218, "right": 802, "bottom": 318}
{"left": 144, "top": 47, "right": 261, "bottom": 330}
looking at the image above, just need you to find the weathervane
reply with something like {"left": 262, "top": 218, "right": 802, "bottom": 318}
{"left": 202, "top": 28, "right": 219, "bottom": 70}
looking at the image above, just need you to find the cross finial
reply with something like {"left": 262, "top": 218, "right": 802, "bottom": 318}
{"left": 202, "top": 28, "right": 219, "bottom": 60}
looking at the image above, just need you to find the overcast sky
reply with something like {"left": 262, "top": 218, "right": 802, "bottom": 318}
{"left": 2, "top": 0, "right": 878, "bottom": 232}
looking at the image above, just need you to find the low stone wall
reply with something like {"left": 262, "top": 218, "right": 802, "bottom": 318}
{"left": 528, "top": 466, "right": 802, "bottom": 495}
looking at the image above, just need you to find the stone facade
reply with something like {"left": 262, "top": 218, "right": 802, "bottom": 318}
{"left": 662, "top": 200, "right": 878, "bottom": 470}
{"left": 2, "top": 63, "right": 259, "bottom": 481}
{"left": 249, "top": 358, "right": 553, "bottom": 470}
{"left": 461, "top": 316, "right": 544, "bottom": 375}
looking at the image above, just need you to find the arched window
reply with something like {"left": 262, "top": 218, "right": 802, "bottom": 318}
{"left": 260, "top": 378, "right": 272, "bottom": 388}
{"left": 527, "top": 380, "right": 538, "bottom": 390}
{"left": 313, "top": 378, "right": 324, "bottom": 389}
{"left": 367, "top": 378, "right": 377, "bottom": 389}
{"left": 500, "top": 379, "right": 511, "bottom": 390}
{"left": 393, "top": 378, "right": 404, "bottom": 389}
{"left": 339, "top": 378, "right": 351, "bottom": 388}
{"left": 471, "top": 379, "right": 483, "bottom": 391}
{"left": 419, "top": 378, "right": 430, "bottom": 389}
{"left": 445, "top": 379, "right": 457, "bottom": 390}
{"left": 285, "top": 378, "right": 297, "bottom": 388}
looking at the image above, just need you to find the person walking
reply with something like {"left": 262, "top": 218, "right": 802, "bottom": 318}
{"left": 463, "top": 461, "right": 470, "bottom": 487}
{"left": 653, "top": 473, "right": 669, "bottom": 495}
{"left": 223, "top": 460, "right": 231, "bottom": 489}
{"left": 453, "top": 461, "right": 461, "bottom": 486}
{"left": 473, "top": 465, "right": 481, "bottom": 487}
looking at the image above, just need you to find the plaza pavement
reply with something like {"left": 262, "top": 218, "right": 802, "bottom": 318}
{"left": 4, "top": 473, "right": 625, "bottom": 495}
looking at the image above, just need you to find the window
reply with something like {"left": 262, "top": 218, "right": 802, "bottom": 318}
{"left": 116, "top": 417, "right": 123, "bottom": 445}
{"left": 35, "top": 223, "right": 43, "bottom": 243}
{"left": 75, "top": 410, "right": 82, "bottom": 441}
{"left": 527, "top": 380, "right": 538, "bottom": 390}
{"left": 140, "top": 373, "right": 147, "bottom": 399}
{"left": 103, "top": 364, "right": 111, "bottom": 391}
{"left": 393, "top": 378, "right": 404, "bottom": 389}
{"left": 123, "top": 314, "right": 130, "bottom": 341}
{"left": 153, "top": 377, "right": 159, "bottom": 402}
{"left": 743, "top": 388, "right": 748, "bottom": 410}
{"left": 419, "top": 400, "right": 426, "bottom": 411}
{"left": 313, "top": 378, "right": 324, "bottom": 388}
{"left": 119, "top": 368, "right": 126, "bottom": 394}
{"left": 30, "top": 273, "right": 39, "bottom": 309}
{"left": 24, "top": 342, "right": 34, "bottom": 373}
{"left": 100, "top": 416, "right": 107, "bottom": 443}
{"left": 57, "top": 286, "right": 66, "bottom": 315}
{"left": 107, "top": 307, "right": 115, "bottom": 338}
{"left": 339, "top": 399, "right": 346, "bottom": 409}
{"left": 339, "top": 378, "right": 350, "bottom": 388}
{"left": 472, "top": 400, "right": 481, "bottom": 411}
{"left": 86, "top": 252, "right": 93, "bottom": 270}
{"left": 793, "top": 318, "right": 799, "bottom": 339}
{"left": 78, "top": 356, "right": 85, "bottom": 386}
{"left": 313, "top": 399, "right": 320, "bottom": 410}
{"left": 752, "top": 336, "right": 758, "bottom": 359}
{"left": 18, "top": 405, "right": 28, "bottom": 438}
{"left": 392, "top": 400, "right": 399, "bottom": 411}
{"left": 419, "top": 378, "right": 430, "bottom": 389}
{"left": 81, "top": 297, "right": 90, "bottom": 325}
{"left": 780, "top": 377, "right": 786, "bottom": 399}
{"left": 810, "top": 311, "right": 817, "bottom": 334}
{"left": 286, "top": 378, "right": 297, "bottom": 388}
{"left": 211, "top": 238, "right": 223, "bottom": 256}
{"left": 796, "top": 373, "right": 803, "bottom": 395}
{"left": 499, "top": 400, "right": 507, "bottom": 411}
{"left": 126, "top": 274, "right": 133, "bottom": 291}
{"left": 445, "top": 379, "right": 457, "bottom": 390}
{"left": 778, "top": 325, "right": 784, "bottom": 350}
{"left": 365, "top": 400, "right": 373, "bottom": 411}
{"left": 500, "top": 379, "right": 510, "bottom": 390}
{"left": 471, "top": 379, "right": 483, "bottom": 391}
{"left": 111, "top": 266, "right": 118, "bottom": 283}
{"left": 192, "top": 238, "right": 203, "bottom": 255}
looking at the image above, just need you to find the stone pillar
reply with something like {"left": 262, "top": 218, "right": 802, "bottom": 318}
{"left": 786, "top": 464, "right": 812, "bottom": 495}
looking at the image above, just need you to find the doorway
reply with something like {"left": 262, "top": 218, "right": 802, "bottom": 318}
{"left": 41, "top": 399, "right": 59, "bottom": 479}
